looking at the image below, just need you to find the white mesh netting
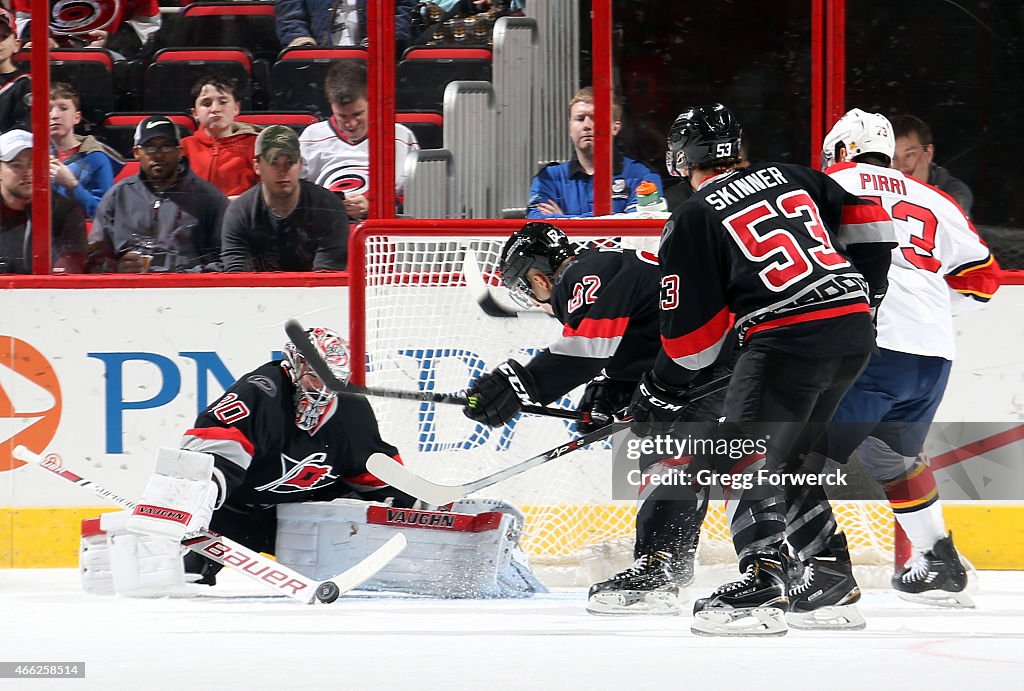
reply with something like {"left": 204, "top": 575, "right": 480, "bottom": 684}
{"left": 355, "top": 229, "right": 897, "bottom": 586}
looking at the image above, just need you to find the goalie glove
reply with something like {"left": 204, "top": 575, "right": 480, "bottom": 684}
{"left": 463, "top": 359, "right": 539, "bottom": 428}
{"left": 627, "top": 371, "right": 695, "bottom": 438}
{"left": 576, "top": 376, "right": 634, "bottom": 434}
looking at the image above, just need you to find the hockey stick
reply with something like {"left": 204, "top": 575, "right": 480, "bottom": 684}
{"left": 462, "top": 248, "right": 528, "bottom": 318}
{"left": 367, "top": 422, "right": 630, "bottom": 505}
{"left": 363, "top": 372, "right": 733, "bottom": 504}
{"left": 285, "top": 319, "right": 579, "bottom": 421}
{"left": 12, "top": 445, "right": 405, "bottom": 604}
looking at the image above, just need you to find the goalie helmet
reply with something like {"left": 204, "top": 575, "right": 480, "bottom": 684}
{"left": 665, "top": 103, "right": 742, "bottom": 178}
{"left": 499, "top": 222, "right": 577, "bottom": 306}
{"left": 281, "top": 327, "right": 351, "bottom": 431}
{"left": 821, "top": 108, "right": 895, "bottom": 171}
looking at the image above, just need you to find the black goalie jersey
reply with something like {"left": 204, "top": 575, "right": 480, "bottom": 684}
{"left": 524, "top": 245, "right": 663, "bottom": 403}
{"left": 179, "top": 362, "right": 404, "bottom": 509}
{"left": 653, "top": 162, "right": 895, "bottom": 385}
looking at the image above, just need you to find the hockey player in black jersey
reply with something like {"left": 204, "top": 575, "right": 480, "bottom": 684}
{"left": 628, "top": 104, "right": 896, "bottom": 635}
{"left": 174, "top": 327, "right": 418, "bottom": 584}
{"left": 462, "top": 221, "right": 734, "bottom": 614}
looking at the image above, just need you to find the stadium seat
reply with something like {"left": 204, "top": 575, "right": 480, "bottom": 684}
{"left": 114, "top": 160, "right": 140, "bottom": 183}
{"left": 180, "top": 2, "right": 281, "bottom": 62}
{"left": 397, "top": 112, "right": 443, "bottom": 150}
{"left": 268, "top": 48, "right": 367, "bottom": 118}
{"left": 100, "top": 113, "right": 197, "bottom": 159}
{"left": 144, "top": 48, "right": 254, "bottom": 112}
{"left": 14, "top": 48, "right": 117, "bottom": 127}
{"left": 235, "top": 112, "right": 321, "bottom": 136}
{"left": 396, "top": 47, "right": 492, "bottom": 112}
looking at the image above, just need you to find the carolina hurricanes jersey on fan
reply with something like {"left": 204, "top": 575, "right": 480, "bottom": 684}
{"left": 524, "top": 246, "right": 662, "bottom": 403}
{"left": 826, "top": 162, "right": 999, "bottom": 359}
{"left": 179, "top": 362, "right": 400, "bottom": 508}
{"left": 654, "top": 162, "right": 895, "bottom": 382}
{"left": 298, "top": 118, "right": 419, "bottom": 196}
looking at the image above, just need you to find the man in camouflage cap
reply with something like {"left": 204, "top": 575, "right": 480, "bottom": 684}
{"left": 219, "top": 124, "right": 349, "bottom": 272}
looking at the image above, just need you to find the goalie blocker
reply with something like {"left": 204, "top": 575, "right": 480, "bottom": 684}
{"left": 276, "top": 497, "right": 546, "bottom": 598}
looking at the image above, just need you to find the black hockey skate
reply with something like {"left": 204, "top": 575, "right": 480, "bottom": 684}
{"left": 787, "top": 532, "right": 865, "bottom": 630}
{"left": 691, "top": 549, "right": 789, "bottom": 637}
{"left": 892, "top": 533, "right": 974, "bottom": 608}
{"left": 587, "top": 551, "right": 683, "bottom": 615}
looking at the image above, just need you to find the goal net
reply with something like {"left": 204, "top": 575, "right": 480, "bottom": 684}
{"left": 351, "top": 222, "right": 899, "bottom": 587}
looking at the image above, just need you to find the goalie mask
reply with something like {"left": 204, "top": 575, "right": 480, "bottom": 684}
{"left": 821, "top": 108, "right": 895, "bottom": 171}
{"left": 499, "top": 222, "right": 576, "bottom": 307}
{"left": 666, "top": 103, "right": 742, "bottom": 179}
{"left": 281, "top": 327, "right": 351, "bottom": 431}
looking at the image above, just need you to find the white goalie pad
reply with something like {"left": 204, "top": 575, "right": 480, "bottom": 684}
{"left": 80, "top": 512, "right": 195, "bottom": 598}
{"left": 126, "top": 448, "right": 216, "bottom": 541}
{"left": 275, "top": 498, "right": 547, "bottom": 598}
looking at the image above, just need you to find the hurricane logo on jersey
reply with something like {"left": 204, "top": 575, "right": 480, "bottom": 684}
{"left": 316, "top": 163, "right": 369, "bottom": 196}
{"left": 0, "top": 337, "right": 62, "bottom": 471}
{"left": 255, "top": 451, "right": 337, "bottom": 493}
{"left": 49, "top": 0, "right": 123, "bottom": 35}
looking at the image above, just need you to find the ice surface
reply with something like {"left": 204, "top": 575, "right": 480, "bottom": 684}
{"left": 2, "top": 569, "right": 1022, "bottom": 690}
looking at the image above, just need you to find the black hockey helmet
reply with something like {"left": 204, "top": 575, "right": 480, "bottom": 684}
{"left": 500, "top": 222, "right": 576, "bottom": 305}
{"left": 666, "top": 103, "right": 743, "bottom": 178}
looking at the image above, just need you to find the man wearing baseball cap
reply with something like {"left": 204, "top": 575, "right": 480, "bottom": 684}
{"left": 0, "top": 129, "right": 87, "bottom": 273}
{"left": 89, "top": 115, "right": 228, "bottom": 272}
{"left": 220, "top": 124, "right": 348, "bottom": 271}
{"left": 0, "top": 8, "right": 30, "bottom": 132}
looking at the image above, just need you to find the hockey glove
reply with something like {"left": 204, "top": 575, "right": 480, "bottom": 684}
{"left": 627, "top": 371, "right": 695, "bottom": 438}
{"left": 464, "top": 360, "right": 540, "bottom": 428}
{"left": 576, "top": 376, "right": 634, "bottom": 434}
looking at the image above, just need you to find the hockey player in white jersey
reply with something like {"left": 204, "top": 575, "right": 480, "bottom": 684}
{"left": 299, "top": 60, "right": 419, "bottom": 220}
{"left": 782, "top": 109, "right": 1001, "bottom": 622}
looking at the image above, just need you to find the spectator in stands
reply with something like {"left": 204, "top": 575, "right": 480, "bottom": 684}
{"left": 275, "top": 0, "right": 417, "bottom": 52}
{"left": 891, "top": 114, "right": 974, "bottom": 216}
{"left": 0, "top": 8, "right": 30, "bottom": 133}
{"left": 409, "top": 0, "right": 525, "bottom": 47}
{"left": 527, "top": 87, "right": 663, "bottom": 219}
{"left": 15, "top": 0, "right": 160, "bottom": 59}
{"left": 221, "top": 125, "right": 348, "bottom": 272}
{"left": 299, "top": 60, "right": 418, "bottom": 221}
{"left": 88, "top": 116, "right": 226, "bottom": 273}
{"left": 0, "top": 129, "right": 87, "bottom": 274}
{"left": 48, "top": 82, "right": 124, "bottom": 219}
{"left": 180, "top": 74, "right": 261, "bottom": 199}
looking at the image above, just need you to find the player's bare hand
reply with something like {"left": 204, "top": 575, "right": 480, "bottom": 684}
{"left": 344, "top": 193, "right": 369, "bottom": 220}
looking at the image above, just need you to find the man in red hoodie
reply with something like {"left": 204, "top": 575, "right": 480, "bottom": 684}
{"left": 180, "top": 74, "right": 261, "bottom": 199}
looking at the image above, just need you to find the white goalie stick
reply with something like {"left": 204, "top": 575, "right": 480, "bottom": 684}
{"left": 13, "top": 445, "right": 406, "bottom": 604}
{"left": 363, "top": 370, "right": 731, "bottom": 504}
{"left": 462, "top": 248, "right": 533, "bottom": 318}
{"left": 367, "top": 422, "right": 631, "bottom": 505}
{"left": 285, "top": 319, "right": 579, "bottom": 421}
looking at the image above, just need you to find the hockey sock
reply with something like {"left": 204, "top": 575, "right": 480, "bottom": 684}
{"left": 783, "top": 486, "right": 839, "bottom": 562}
{"left": 883, "top": 460, "right": 946, "bottom": 553}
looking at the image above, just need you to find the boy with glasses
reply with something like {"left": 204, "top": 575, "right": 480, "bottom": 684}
{"left": 891, "top": 114, "right": 973, "bottom": 216}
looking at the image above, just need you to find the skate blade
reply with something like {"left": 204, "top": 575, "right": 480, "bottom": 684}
{"left": 691, "top": 607, "right": 788, "bottom": 637}
{"left": 586, "top": 590, "right": 682, "bottom": 616}
{"left": 787, "top": 604, "right": 866, "bottom": 631}
{"left": 897, "top": 590, "right": 975, "bottom": 609}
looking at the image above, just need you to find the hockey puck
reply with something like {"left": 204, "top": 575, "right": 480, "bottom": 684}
{"left": 315, "top": 581, "right": 340, "bottom": 604}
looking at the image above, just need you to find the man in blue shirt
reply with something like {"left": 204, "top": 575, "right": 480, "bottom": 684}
{"left": 527, "top": 87, "right": 662, "bottom": 218}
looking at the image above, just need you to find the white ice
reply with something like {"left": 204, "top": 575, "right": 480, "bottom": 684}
{"left": 2, "top": 569, "right": 1022, "bottom": 691}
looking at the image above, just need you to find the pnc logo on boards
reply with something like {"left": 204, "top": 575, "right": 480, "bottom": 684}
{"left": 0, "top": 336, "right": 61, "bottom": 471}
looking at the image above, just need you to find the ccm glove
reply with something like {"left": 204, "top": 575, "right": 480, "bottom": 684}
{"left": 464, "top": 360, "right": 539, "bottom": 427}
{"left": 577, "top": 376, "right": 634, "bottom": 434}
{"left": 627, "top": 371, "right": 695, "bottom": 438}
